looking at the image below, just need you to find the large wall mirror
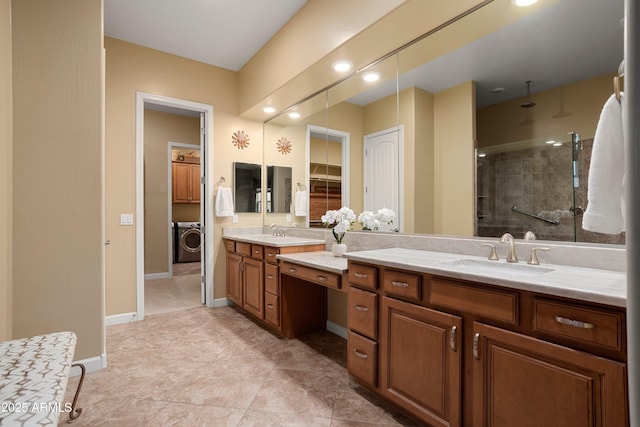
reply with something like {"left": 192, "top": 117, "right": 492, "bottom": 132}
{"left": 233, "top": 162, "right": 262, "bottom": 213}
{"left": 263, "top": 0, "right": 624, "bottom": 246}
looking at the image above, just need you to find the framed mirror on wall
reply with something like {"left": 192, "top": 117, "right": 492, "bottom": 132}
{"left": 261, "top": 0, "right": 624, "bottom": 246}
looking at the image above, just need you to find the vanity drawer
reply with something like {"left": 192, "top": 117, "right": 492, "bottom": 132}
{"left": 236, "top": 241, "right": 251, "bottom": 256}
{"left": 264, "top": 246, "right": 280, "bottom": 264}
{"left": 382, "top": 270, "right": 421, "bottom": 301}
{"left": 265, "top": 263, "right": 279, "bottom": 295}
{"left": 264, "top": 292, "right": 280, "bottom": 328}
{"left": 430, "top": 278, "right": 519, "bottom": 325}
{"left": 348, "top": 287, "right": 378, "bottom": 340}
{"left": 250, "top": 244, "right": 264, "bottom": 260}
{"left": 533, "top": 299, "right": 624, "bottom": 353}
{"left": 348, "top": 263, "right": 378, "bottom": 290}
{"left": 281, "top": 262, "right": 341, "bottom": 289}
{"left": 224, "top": 239, "right": 235, "bottom": 252}
{"left": 348, "top": 331, "right": 378, "bottom": 387}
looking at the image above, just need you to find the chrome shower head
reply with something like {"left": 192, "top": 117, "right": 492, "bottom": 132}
{"left": 521, "top": 80, "right": 536, "bottom": 108}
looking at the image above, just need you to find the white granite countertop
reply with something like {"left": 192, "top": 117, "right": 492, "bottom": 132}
{"left": 225, "top": 234, "right": 326, "bottom": 248}
{"left": 345, "top": 248, "right": 626, "bottom": 307}
{"left": 277, "top": 251, "right": 348, "bottom": 274}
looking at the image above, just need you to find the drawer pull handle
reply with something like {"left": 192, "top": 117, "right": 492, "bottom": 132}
{"left": 267, "top": 304, "right": 275, "bottom": 309}
{"left": 354, "top": 272, "right": 368, "bottom": 279}
{"left": 391, "top": 281, "right": 409, "bottom": 288}
{"left": 267, "top": 253, "right": 274, "bottom": 257}
{"left": 316, "top": 275, "right": 327, "bottom": 281}
{"left": 288, "top": 268, "right": 297, "bottom": 273}
{"left": 354, "top": 304, "right": 369, "bottom": 312}
{"left": 473, "top": 333, "right": 480, "bottom": 360}
{"left": 353, "top": 349, "right": 368, "bottom": 360}
{"left": 254, "top": 250, "right": 260, "bottom": 254}
{"left": 267, "top": 275, "right": 274, "bottom": 279}
{"left": 554, "top": 315, "right": 595, "bottom": 329}
{"left": 450, "top": 326, "right": 457, "bottom": 351}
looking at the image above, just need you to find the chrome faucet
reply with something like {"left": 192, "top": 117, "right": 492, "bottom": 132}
{"left": 270, "top": 223, "right": 285, "bottom": 237}
{"left": 500, "top": 233, "right": 519, "bottom": 263}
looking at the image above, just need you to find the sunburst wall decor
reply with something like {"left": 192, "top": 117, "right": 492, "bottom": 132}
{"left": 277, "top": 137, "right": 292, "bottom": 155}
{"left": 232, "top": 130, "right": 250, "bottom": 150}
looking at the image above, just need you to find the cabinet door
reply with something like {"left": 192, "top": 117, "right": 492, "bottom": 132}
{"left": 226, "top": 252, "right": 243, "bottom": 306}
{"left": 472, "top": 322, "right": 628, "bottom": 427}
{"left": 243, "top": 257, "right": 264, "bottom": 319}
{"left": 172, "top": 162, "right": 191, "bottom": 203}
{"left": 189, "top": 164, "right": 201, "bottom": 203}
{"left": 380, "top": 296, "right": 462, "bottom": 427}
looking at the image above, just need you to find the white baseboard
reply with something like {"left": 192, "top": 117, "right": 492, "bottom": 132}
{"left": 70, "top": 353, "right": 106, "bottom": 376}
{"left": 211, "top": 297, "right": 231, "bottom": 308}
{"left": 144, "top": 272, "right": 170, "bottom": 280}
{"left": 326, "top": 321, "right": 347, "bottom": 339}
{"left": 105, "top": 312, "right": 138, "bottom": 326}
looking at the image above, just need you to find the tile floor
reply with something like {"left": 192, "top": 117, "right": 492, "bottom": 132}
{"left": 144, "top": 263, "right": 202, "bottom": 316}
{"left": 61, "top": 306, "right": 418, "bottom": 426}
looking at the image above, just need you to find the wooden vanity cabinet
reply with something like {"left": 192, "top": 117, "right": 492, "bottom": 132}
{"left": 473, "top": 322, "right": 628, "bottom": 427}
{"left": 346, "top": 260, "right": 629, "bottom": 427}
{"left": 224, "top": 238, "right": 324, "bottom": 335}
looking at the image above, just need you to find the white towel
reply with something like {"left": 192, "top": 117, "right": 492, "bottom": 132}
{"left": 583, "top": 93, "right": 625, "bottom": 234}
{"left": 294, "top": 190, "right": 308, "bottom": 217}
{"left": 215, "top": 187, "right": 234, "bottom": 217}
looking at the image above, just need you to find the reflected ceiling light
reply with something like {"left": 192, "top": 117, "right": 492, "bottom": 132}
{"left": 511, "top": 0, "right": 539, "bottom": 6}
{"left": 362, "top": 71, "right": 380, "bottom": 82}
{"left": 545, "top": 139, "right": 556, "bottom": 144}
{"left": 288, "top": 111, "right": 301, "bottom": 119}
{"left": 332, "top": 60, "right": 353, "bottom": 72}
{"left": 491, "top": 87, "right": 505, "bottom": 94}
{"left": 553, "top": 142, "right": 563, "bottom": 147}
{"left": 478, "top": 153, "right": 487, "bottom": 158}
{"left": 263, "top": 106, "right": 276, "bottom": 114}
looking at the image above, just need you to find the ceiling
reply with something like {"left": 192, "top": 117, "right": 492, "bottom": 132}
{"left": 105, "top": 0, "right": 623, "bottom": 110}
{"left": 104, "top": 0, "right": 307, "bottom": 72}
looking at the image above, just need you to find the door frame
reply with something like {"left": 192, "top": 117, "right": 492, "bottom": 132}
{"left": 136, "top": 92, "right": 214, "bottom": 320}
{"left": 306, "top": 124, "right": 350, "bottom": 227}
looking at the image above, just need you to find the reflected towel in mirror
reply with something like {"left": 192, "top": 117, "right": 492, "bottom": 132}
{"left": 216, "top": 187, "right": 234, "bottom": 217}
{"left": 295, "top": 190, "right": 308, "bottom": 216}
{"left": 583, "top": 93, "right": 625, "bottom": 234}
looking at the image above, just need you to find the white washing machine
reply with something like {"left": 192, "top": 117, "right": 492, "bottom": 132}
{"left": 174, "top": 222, "right": 201, "bottom": 263}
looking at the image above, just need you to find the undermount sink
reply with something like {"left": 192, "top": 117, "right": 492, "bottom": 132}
{"left": 439, "top": 258, "right": 554, "bottom": 277}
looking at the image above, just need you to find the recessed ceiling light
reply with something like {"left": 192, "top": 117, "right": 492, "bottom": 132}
{"left": 288, "top": 112, "right": 301, "bottom": 119}
{"left": 545, "top": 139, "right": 556, "bottom": 144}
{"left": 553, "top": 142, "right": 562, "bottom": 147}
{"left": 511, "top": 0, "right": 539, "bottom": 6}
{"left": 362, "top": 72, "right": 380, "bottom": 82}
{"left": 332, "top": 60, "right": 353, "bottom": 72}
{"left": 478, "top": 153, "right": 487, "bottom": 158}
{"left": 263, "top": 106, "right": 276, "bottom": 114}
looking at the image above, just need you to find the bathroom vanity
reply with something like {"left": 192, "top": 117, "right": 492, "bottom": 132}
{"left": 223, "top": 228, "right": 628, "bottom": 426}
{"left": 345, "top": 248, "right": 627, "bottom": 427}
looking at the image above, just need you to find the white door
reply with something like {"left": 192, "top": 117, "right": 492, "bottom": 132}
{"left": 364, "top": 127, "right": 402, "bottom": 231}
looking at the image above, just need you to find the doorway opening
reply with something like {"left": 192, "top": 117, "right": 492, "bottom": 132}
{"left": 136, "top": 92, "right": 214, "bottom": 321}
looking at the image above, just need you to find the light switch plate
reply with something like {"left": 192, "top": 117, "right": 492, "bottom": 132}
{"left": 286, "top": 214, "right": 291, "bottom": 223}
{"left": 120, "top": 213, "right": 134, "bottom": 225}
{"left": 232, "top": 214, "right": 238, "bottom": 224}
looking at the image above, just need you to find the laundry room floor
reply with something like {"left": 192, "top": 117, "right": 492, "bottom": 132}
{"left": 145, "top": 263, "right": 202, "bottom": 316}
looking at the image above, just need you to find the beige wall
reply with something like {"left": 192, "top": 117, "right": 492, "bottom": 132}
{"left": 0, "top": 0, "right": 12, "bottom": 341}
{"left": 477, "top": 73, "right": 613, "bottom": 146}
{"left": 11, "top": 0, "right": 104, "bottom": 359}
{"left": 434, "top": 81, "right": 475, "bottom": 236}
{"left": 105, "top": 37, "right": 265, "bottom": 314}
{"left": 144, "top": 110, "right": 200, "bottom": 275}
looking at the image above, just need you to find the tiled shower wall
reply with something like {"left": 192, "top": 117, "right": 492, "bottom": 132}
{"left": 477, "top": 138, "right": 625, "bottom": 245}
